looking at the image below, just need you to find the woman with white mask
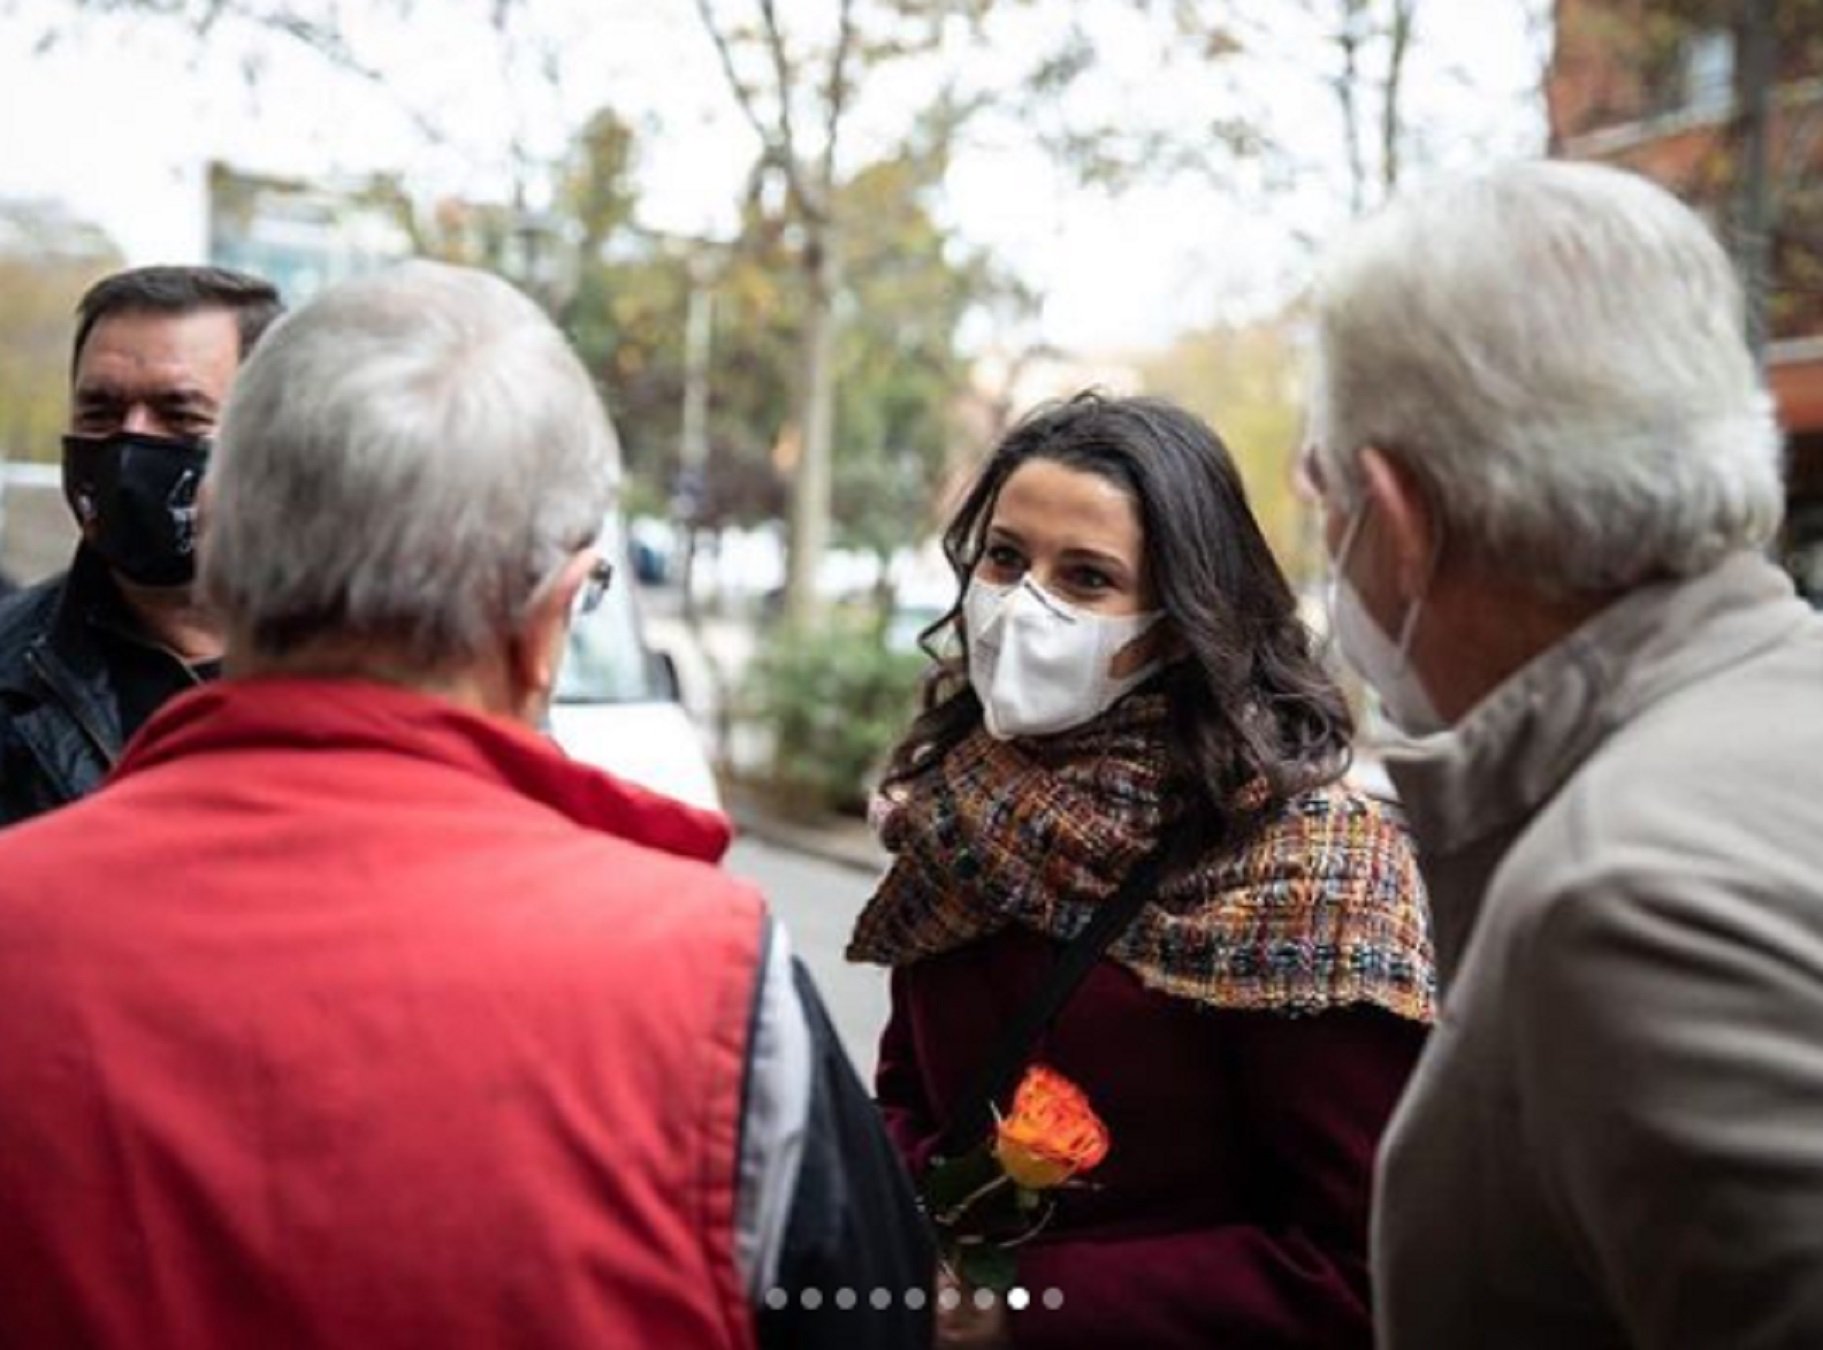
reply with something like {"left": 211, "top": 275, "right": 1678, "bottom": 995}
{"left": 848, "top": 392, "right": 1435, "bottom": 1349}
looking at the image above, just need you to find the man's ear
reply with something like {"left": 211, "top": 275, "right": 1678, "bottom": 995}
{"left": 510, "top": 550, "right": 593, "bottom": 719}
{"left": 1358, "top": 446, "right": 1439, "bottom": 603}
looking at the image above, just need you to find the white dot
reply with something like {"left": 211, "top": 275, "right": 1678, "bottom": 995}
{"left": 835, "top": 1288, "right": 857, "bottom": 1310}
{"left": 1007, "top": 1287, "right": 1031, "bottom": 1311}
{"left": 763, "top": 1288, "right": 788, "bottom": 1311}
{"left": 973, "top": 1287, "right": 997, "bottom": 1311}
{"left": 905, "top": 1288, "right": 927, "bottom": 1311}
{"left": 870, "top": 1288, "right": 892, "bottom": 1310}
{"left": 801, "top": 1288, "right": 822, "bottom": 1310}
{"left": 937, "top": 1286, "right": 961, "bottom": 1312}
{"left": 1042, "top": 1287, "right": 1064, "bottom": 1310}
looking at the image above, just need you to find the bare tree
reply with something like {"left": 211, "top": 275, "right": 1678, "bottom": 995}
{"left": 690, "top": 0, "right": 998, "bottom": 624}
{"left": 1316, "top": 0, "right": 1420, "bottom": 216}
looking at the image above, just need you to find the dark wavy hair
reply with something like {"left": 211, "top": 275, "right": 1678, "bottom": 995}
{"left": 884, "top": 391, "right": 1352, "bottom": 839}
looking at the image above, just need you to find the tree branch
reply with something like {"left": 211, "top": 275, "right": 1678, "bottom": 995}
{"left": 756, "top": 0, "right": 820, "bottom": 221}
{"left": 1334, "top": 0, "right": 1367, "bottom": 217}
{"left": 59, "top": 0, "right": 460, "bottom": 148}
{"left": 1381, "top": 0, "right": 1415, "bottom": 198}
{"left": 693, "top": 0, "right": 791, "bottom": 167}
{"left": 818, "top": 0, "right": 859, "bottom": 201}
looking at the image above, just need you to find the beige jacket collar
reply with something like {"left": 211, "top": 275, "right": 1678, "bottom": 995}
{"left": 1387, "top": 550, "right": 1808, "bottom": 868}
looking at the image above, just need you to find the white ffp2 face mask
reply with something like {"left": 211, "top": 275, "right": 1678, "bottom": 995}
{"left": 963, "top": 576, "right": 1163, "bottom": 740}
{"left": 1324, "top": 507, "right": 1444, "bottom": 736}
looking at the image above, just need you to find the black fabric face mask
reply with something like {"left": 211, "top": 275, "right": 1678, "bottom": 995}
{"left": 62, "top": 431, "right": 211, "bottom": 587}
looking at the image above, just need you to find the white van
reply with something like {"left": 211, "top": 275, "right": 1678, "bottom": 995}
{"left": 547, "top": 520, "right": 722, "bottom": 815}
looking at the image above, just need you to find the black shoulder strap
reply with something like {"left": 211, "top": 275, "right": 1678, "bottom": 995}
{"left": 935, "top": 839, "right": 1175, "bottom": 1157}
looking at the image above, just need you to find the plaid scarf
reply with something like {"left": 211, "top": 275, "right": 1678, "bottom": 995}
{"left": 847, "top": 693, "right": 1435, "bottom": 1022}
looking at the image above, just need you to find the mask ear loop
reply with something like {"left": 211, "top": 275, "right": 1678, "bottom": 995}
{"left": 1392, "top": 515, "right": 1445, "bottom": 675}
{"left": 1323, "top": 502, "right": 1369, "bottom": 648}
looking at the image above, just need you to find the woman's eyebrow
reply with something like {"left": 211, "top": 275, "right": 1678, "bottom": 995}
{"left": 1060, "top": 546, "right": 1130, "bottom": 573}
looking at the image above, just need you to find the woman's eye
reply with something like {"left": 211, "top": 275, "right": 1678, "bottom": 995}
{"left": 1068, "top": 567, "right": 1114, "bottom": 593}
{"left": 982, "top": 544, "right": 1025, "bottom": 572}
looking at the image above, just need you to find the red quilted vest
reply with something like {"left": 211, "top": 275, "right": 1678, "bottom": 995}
{"left": 0, "top": 677, "right": 761, "bottom": 1350}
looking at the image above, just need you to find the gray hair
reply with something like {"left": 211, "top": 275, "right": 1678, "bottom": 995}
{"left": 202, "top": 260, "right": 618, "bottom": 668}
{"left": 1310, "top": 159, "right": 1783, "bottom": 594}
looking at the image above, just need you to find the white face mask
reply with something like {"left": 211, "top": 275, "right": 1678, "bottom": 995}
{"left": 964, "top": 575, "right": 1163, "bottom": 740}
{"left": 1325, "top": 507, "right": 1444, "bottom": 736}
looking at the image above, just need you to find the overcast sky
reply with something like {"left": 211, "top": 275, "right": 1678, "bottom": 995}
{"left": 0, "top": 0, "right": 1546, "bottom": 353}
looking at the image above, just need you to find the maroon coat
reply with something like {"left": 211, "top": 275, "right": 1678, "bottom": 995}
{"left": 877, "top": 927, "right": 1424, "bottom": 1348}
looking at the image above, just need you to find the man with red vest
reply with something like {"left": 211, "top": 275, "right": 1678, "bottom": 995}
{"left": 0, "top": 261, "right": 931, "bottom": 1349}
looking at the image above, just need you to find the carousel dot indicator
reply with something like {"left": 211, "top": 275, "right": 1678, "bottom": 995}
{"left": 800, "top": 1288, "right": 822, "bottom": 1311}
{"left": 835, "top": 1288, "right": 857, "bottom": 1311}
{"left": 1007, "top": 1287, "right": 1032, "bottom": 1311}
{"left": 1042, "top": 1287, "right": 1065, "bottom": 1310}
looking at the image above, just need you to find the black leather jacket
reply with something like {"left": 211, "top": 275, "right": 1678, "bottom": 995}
{"left": 0, "top": 548, "right": 205, "bottom": 828}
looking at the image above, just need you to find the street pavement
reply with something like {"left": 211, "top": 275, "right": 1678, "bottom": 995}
{"left": 725, "top": 835, "right": 892, "bottom": 1082}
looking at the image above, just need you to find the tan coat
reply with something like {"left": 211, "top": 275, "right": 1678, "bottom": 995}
{"left": 1375, "top": 553, "right": 1823, "bottom": 1349}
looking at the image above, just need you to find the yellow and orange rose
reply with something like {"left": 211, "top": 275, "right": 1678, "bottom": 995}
{"left": 993, "top": 1064, "right": 1110, "bottom": 1191}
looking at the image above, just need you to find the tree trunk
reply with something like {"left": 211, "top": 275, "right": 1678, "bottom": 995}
{"left": 1334, "top": 0, "right": 1369, "bottom": 218}
{"left": 1736, "top": 0, "right": 1777, "bottom": 370}
{"left": 784, "top": 226, "right": 841, "bottom": 627}
{"left": 678, "top": 260, "right": 715, "bottom": 621}
{"left": 1381, "top": 0, "right": 1415, "bottom": 199}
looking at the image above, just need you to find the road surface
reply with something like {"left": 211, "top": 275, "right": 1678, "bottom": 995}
{"left": 726, "top": 835, "right": 892, "bottom": 1081}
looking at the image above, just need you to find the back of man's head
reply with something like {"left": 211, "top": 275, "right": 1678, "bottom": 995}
{"left": 1311, "top": 159, "right": 1783, "bottom": 595}
{"left": 200, "top": 261, "right": 619, "bottom": 675}
{"left": 73, "top": 265, "right": 284, "bottom": 372}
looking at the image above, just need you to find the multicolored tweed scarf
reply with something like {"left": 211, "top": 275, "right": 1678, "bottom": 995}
{"left": 847, "top": 692, "right": 1436, "bottom": 1022}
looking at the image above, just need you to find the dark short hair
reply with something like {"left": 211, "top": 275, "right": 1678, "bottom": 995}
{"left": 71, "top": 265, "right": 284, "bottom": 374}
{"left": 886, "top": 391, "right": 1353, "bottom": 842}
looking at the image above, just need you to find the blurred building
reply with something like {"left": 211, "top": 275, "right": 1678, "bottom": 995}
{"left": 0, "top": 198, "right": 119, "bottom": 265}
{"left": 1548, "top": 0, "right": 1823, "bottom": 600}
{"left": 0, "top": 199, "right": 121, "bottom": 585}
{"left": 208, "top": 162, "right": 573, "bottom": 312}
{"left": 207, "top": 163, "right": 414, "bottom": 305}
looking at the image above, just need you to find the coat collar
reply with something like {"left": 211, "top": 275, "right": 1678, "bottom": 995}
{"left": 1386, "top": 551, "right": 1811, "bottom": 863}
{"left": 117, "top": 675, "right": 732, "bottom": 864}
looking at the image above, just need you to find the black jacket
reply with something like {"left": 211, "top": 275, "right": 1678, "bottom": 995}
{"left": 0, "top": 548, "right": 206, "bottom": 828}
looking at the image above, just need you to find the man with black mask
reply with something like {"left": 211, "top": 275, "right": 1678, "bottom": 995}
{"left": 0, "top": 265, "right": 282, "bottom": 826}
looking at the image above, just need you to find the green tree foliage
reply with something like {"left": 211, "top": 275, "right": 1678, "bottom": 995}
{"left": 829, "top": 156, "right": 1005, "bottom": 563}
{"left": 550, "top": 108, "right": 1002, "bottom": 567}
{"left": 742, "top": 615, "right": 927, "bottom": 815}
{"left": 692, "top": 0, "right": 1027, "bottom": 621}
{"left": 1138, "top": 317, "right": 1312, "bottom": 578}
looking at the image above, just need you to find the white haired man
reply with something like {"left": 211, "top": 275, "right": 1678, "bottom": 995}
{"left": 1304, "top": 160, "right": 1823, "bottom": 1347}
{"left": 0, "top": 262, "right": 931, "bottom": 1349}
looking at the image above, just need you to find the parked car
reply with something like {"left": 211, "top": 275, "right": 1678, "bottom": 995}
{"left": 547, "top": 519, "right": 721, "bottom": 814}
